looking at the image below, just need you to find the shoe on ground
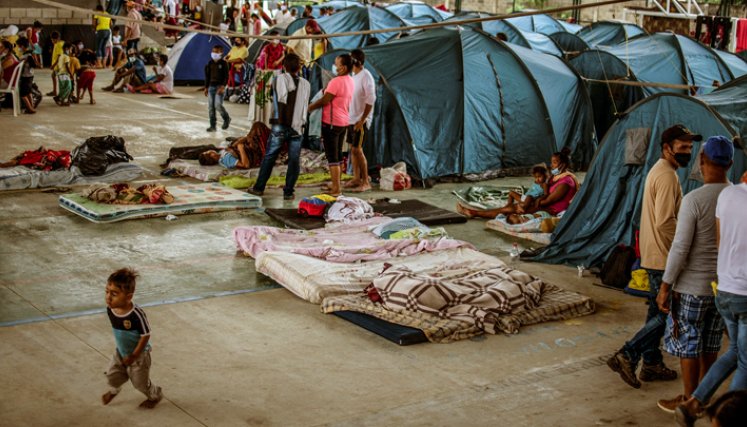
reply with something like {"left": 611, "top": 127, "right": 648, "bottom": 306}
{"left": 101, "top": 86, "right": 113, "bottom": 92}
{"left": 247, "top": 188, "right": 263, "bottom": 196}
{"left": 639, "top": 362, "right": 677, "bottom": 382}
{"left": 283, "top": 194, "right": 294, "bottom": 201}
{"left": 206, "top": 127, "right": 216, "bottom": 132}
{"left": 674, "top": 403, "right": 699, "bottom": 427}
{"left": 221, "top": 117, "right": 232, "bottom": 130}
{"left": 657, "top": 394, "right": 685, "bottom": 414}
{"left": 606, "top": 351, "right": 641, "bottom": 389}
{"left": 45, "top": 91, "right": 55, "bottom": 96}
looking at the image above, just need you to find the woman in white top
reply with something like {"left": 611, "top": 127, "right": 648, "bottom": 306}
{"left": 128, "top": 53, "right": 174, "bottom": 94}
{"left": 345, "top": 49, "right": 377, "bottom": 192}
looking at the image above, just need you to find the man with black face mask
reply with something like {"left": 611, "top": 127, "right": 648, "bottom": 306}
{"left": 608, "top": 124, "right": 699, "bottom": 390}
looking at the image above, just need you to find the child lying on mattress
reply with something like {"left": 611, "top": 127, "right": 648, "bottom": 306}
{"left": 197, "top": 123, "right": 270, "bottom": 170}
{"left": 198, "top": 141, "right": 251, "bottom": 170}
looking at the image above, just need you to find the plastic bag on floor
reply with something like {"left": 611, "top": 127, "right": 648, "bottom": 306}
{"left": 71, "top": 135, "right": 133, "bottom": 176}
{"left": 380, "top": 162, "right": 411, "bottom": 191}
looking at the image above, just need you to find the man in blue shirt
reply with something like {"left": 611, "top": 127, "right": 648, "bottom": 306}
{"left": 102, "top": 48, "right": 147, "bottom": 92}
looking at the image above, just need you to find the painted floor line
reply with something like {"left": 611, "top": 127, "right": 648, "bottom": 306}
{"left": 0, "top": 285, "right": 280, "bottom": 327}
{"left": 112, "top": 93, "right": 250, "bottom": 132}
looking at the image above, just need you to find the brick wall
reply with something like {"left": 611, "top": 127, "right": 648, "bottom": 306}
{"left": 0, "top": 0, "right": 99, "bottom": 26}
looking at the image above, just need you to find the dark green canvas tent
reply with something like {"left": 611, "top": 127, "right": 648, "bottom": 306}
{"left": 531, "top": 76, "right": 747, "bottom": 268}
{"left": 577, "top": 20, "right": 646, "bottom": 47}
{"left": 386, "top": 1, "right": 451, "bottom": 25}
{"left": 549, "top": 32, "right": 589, "bottom": 56}
{"left": 317, "top": 5, "right": 409, "bottom": 49}
{"left": 311, "top": 26, "right": 595, "bottom": 179}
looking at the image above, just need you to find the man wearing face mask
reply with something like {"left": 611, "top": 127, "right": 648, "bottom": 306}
{"left": 608, "top": 124, "right": 699, "bottom": 389}
{"left": 102, "top": 48, "right": 146, "bottom": 92}
{"left": 204, "top": 45, "right": 231, "bottom": 132}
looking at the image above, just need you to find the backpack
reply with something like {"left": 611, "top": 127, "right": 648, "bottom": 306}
{"left": 599, "top": 245, "right": 637, "bottom": 289}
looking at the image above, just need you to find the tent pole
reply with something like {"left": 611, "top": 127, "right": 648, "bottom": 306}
{"left": 455, "top": 0, "right": 462, "bottom": 14}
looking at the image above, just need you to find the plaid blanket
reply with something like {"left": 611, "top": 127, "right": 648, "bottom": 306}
{"left": 322, "top": 284, "right": 595, "bottom": 342}
{"left": 372, "top": 265, "right": 545, "bottom": 335}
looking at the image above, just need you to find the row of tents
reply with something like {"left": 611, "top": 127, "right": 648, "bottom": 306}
{"left": 165, "top": 4, "right": 747, "bottom": 271}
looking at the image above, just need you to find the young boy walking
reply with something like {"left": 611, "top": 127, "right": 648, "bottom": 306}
{"left": 102, "top": 268, "right": 163, "bottom": 409}
{"left": 53, "top": 43, "right": 74, "bottom": 106}
{"left": 204, "top": 45, "right": 231, "bottom": 132}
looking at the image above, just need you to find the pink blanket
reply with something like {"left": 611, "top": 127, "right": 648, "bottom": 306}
{"left": 233, "top": 224, "right": 473, "bottom": 263}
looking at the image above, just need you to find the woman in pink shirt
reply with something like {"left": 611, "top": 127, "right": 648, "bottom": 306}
{"left": 309, "top": 53, "right": 354, "bottom": 196}
{"left": 536, "top": 148, "right": 579, "bottom": 215}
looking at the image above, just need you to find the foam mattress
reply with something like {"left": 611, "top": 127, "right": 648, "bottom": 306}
{"left": 486, "top": 219, "right": 552, "bottom": 246}
{"left": 255, "top": 248, "right": 503, "bottom": 304}
{"left": 59, "top": 182, "right": 262, "bottom": 223}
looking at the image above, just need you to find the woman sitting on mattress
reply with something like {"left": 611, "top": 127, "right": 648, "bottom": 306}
{"left": 457, "top": 148, "right": 579, "bottom": 223}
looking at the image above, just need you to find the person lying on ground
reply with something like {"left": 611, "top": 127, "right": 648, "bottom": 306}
{"left": 127, "top": 54, "right": 173, "bottom": 94}
{"left": 198, "top": 140, "right": 251, "bottom": 170}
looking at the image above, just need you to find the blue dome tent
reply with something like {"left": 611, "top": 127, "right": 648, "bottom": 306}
{"left": 168, "top": 33, "right": 231, "bottom": 84}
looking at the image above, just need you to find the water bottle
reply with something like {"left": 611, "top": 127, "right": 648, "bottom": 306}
{"left": 509, "top": 242, "right": 520, "bottom": 263}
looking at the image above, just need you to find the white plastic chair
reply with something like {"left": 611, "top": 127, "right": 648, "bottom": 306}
{"left": 0, "top": 60, "right": 25, "bottom": 117}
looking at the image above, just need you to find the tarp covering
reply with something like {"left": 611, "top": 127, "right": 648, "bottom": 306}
{"left": 311, "top": 27, "right": 595, "bottom": 179}
{"left": 168, "top": 33, "right": 231, "bottom": 83}
{"left": 386, "top": 1, "right": 452, "bottom": 22}
{"left": 531, "top": 89, "right": 747, "bottom": 268}
{"left": 317, "top": 5, "right": 409, "bottom": 49}
{"left": 578, "top": 21, "right": 646, "bottom": 47}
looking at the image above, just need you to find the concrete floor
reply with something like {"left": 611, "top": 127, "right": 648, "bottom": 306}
{"left": 0, "top": 70, "right": 724, "bottom": 426}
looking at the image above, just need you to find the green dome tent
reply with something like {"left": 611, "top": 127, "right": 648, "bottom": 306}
{"left": 316, "top": 5, "right": 410, "bottom": 49}
{"left": 570, "top": 33, "right": 747, "bottom": 139}
{"left": 311, "top": 26, "right": 595, "bottom": 179}
{"left": 577, "top": 20, "right": 647, "bottom": 47}
{"left": 386, "top": 1, "right": 452, "bottom": 25}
